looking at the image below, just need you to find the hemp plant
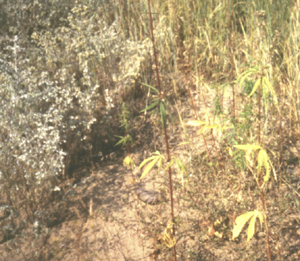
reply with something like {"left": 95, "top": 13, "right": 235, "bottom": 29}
{"left": 115, "top": 103, "right": 135, "bottom": 181}
{"left": 137, "top": 1, "right": 178, "bottom": 259}
{"left": 231, "top": 64, "right": 279, "bottom": 261}
{"left": 237, "top": 65, "right": 279, "bottom": 142}
{"left": 138, "top": 82, "right": 178, "bottom": 256}
{"left": 232, "top": 144, "right": 276, "bottom": 261}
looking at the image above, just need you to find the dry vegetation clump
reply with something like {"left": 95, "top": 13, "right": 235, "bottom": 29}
{"left": 0, "top": 0, "right": 300, "bottom": 260}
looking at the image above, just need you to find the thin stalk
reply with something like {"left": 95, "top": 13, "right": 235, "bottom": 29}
{"left": 276, "top": 81, "right": 283, "bottom": 261}
{"left": 258, "top": 77, "right": 261, "bottom": 144}
{"left": 258, "top": 77, "right": 272, "bottom": 261}
{"left": 228, "top": 0, "right": 235, "bottom": 118}
{"left": 147, "top": 1, "right": 177, "bottom": 259}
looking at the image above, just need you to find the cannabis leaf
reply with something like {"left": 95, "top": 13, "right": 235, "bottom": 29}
{"left": 139, "top": 151, "right": 165, "bottom": 179}
{"left": 123, "top": 156, "right": 135, "bottom": 169}
{"left": 165, "top": 157, "right": 188, "bottom": 187}
{"left": 236, "top": 66, "right": 279, "bottom": 113}
{"left": 232, "top": 210, "right": 264, "bottom": 242}
{"left": 233, "top": 145, "right": 276, "bottom": 182}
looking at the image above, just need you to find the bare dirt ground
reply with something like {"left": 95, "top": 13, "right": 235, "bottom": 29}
{"left": 1, "top": 90, "right": 300, "bottom": 260}
{"left": 42, "top": 155, "right": 300, "bottom": 261}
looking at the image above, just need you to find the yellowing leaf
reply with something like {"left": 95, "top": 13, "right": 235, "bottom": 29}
{"left": 257, "top": 149, "right": 271, "bottom": 182}
{"left": 176, "top": 141, "right": 189, "bottom": 147}
{"left": 140, "top": 157, "right": 159, "bottom": 179}
{"left": 257, "top": 210, "right": 264, "bottom": 228}
{"left": 139, "top": 156, "right": 157, "bottom": 169}
{"left": 232, "top": 210, "right": 264, "bottom": 242}
{"left": 234, "top": 145, "right": 261, "bottom": 151}
{"left": 247, "top": 214, "right": 256, "bottom": 241}
{"left": 157, "top": 157, "right": 163, "bottom": 174}
{"left": 165, "top": 159, "right": 174, "bottom": 171}
{"left": 237, "top": 68, "right": 258, "bottom": 87}
{"left": 248, "top": 77, "right": 261, "bottom": 97}
{"left": 187, "top": 120, "right": 206, "bottom": 126}
{"left": 214, "top": 231, "right": 223, "bottom": 238}
{"left": 228, "top": 147, "right": 233, "bottom": 157}
{"left": 232, "top": 211, "right": 254, "bottom": 240}
{"left": 123, "top": 156, "right": 134, "bottom": 168}
{"left": 139, "top": 151, "right": 164, "bottom": 179}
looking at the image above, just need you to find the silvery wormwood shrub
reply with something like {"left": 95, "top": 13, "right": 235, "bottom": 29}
{"left": 0, "top": 0, "right": 154, "bottom": 232}
{"left": 0, "top": 35, "right": 66, "bottom": 222}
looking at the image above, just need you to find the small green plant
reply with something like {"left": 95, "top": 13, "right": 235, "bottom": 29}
{"left": 116, "top": 103, "right": 133, "bottom": 151}
{"left": 115, "top": 134, "right": 133, "bottom": 149}
{"left": 143, "top": 2, "right": 177, "bottom": 257}
{"left": 237, "top": 65, "right": 279, "bottom": 116}
{"left": 116, "top": 103, "right": 136, "bottom": 181}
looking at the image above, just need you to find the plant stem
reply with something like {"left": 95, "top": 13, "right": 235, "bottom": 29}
{"left": 147, "top": 1, "right": 177, "bottom": 259}
{"left": 260, "top": 189, "right": 272, "bottom": 261}
{"left": 228, "top": 0, "right": 235, "bottom": 119}
{"left": 258, "top": 77, "right": 272, "bottom": 261}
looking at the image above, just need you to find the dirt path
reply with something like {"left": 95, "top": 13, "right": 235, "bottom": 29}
{"left": 46, "top": 163, "right": 159, "bottom": 260}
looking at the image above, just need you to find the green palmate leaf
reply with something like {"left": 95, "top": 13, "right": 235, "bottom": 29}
{"left": 115, "top": 134, "right": 132, "bottom": 147}
{"left": 141, "top": 82, "right": 159, "bottom": 94}
{"left": 127, "top": 135, "right": 133, "bottom": 144}
{"left": 160, "top": 102, "right": 166, "bottom": 128}
{"left": 115, "top": 136, "right": 126, "bottom": 146}
{"left": 140, "top": 99, "right": 159, "bottom": 112}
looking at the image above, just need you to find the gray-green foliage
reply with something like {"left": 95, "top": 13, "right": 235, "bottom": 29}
{"left": 0, "top": 36, "right": 65, "bottom": 215}
{"left": 0, "top": 0, "right": 153, "bottom": 232}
